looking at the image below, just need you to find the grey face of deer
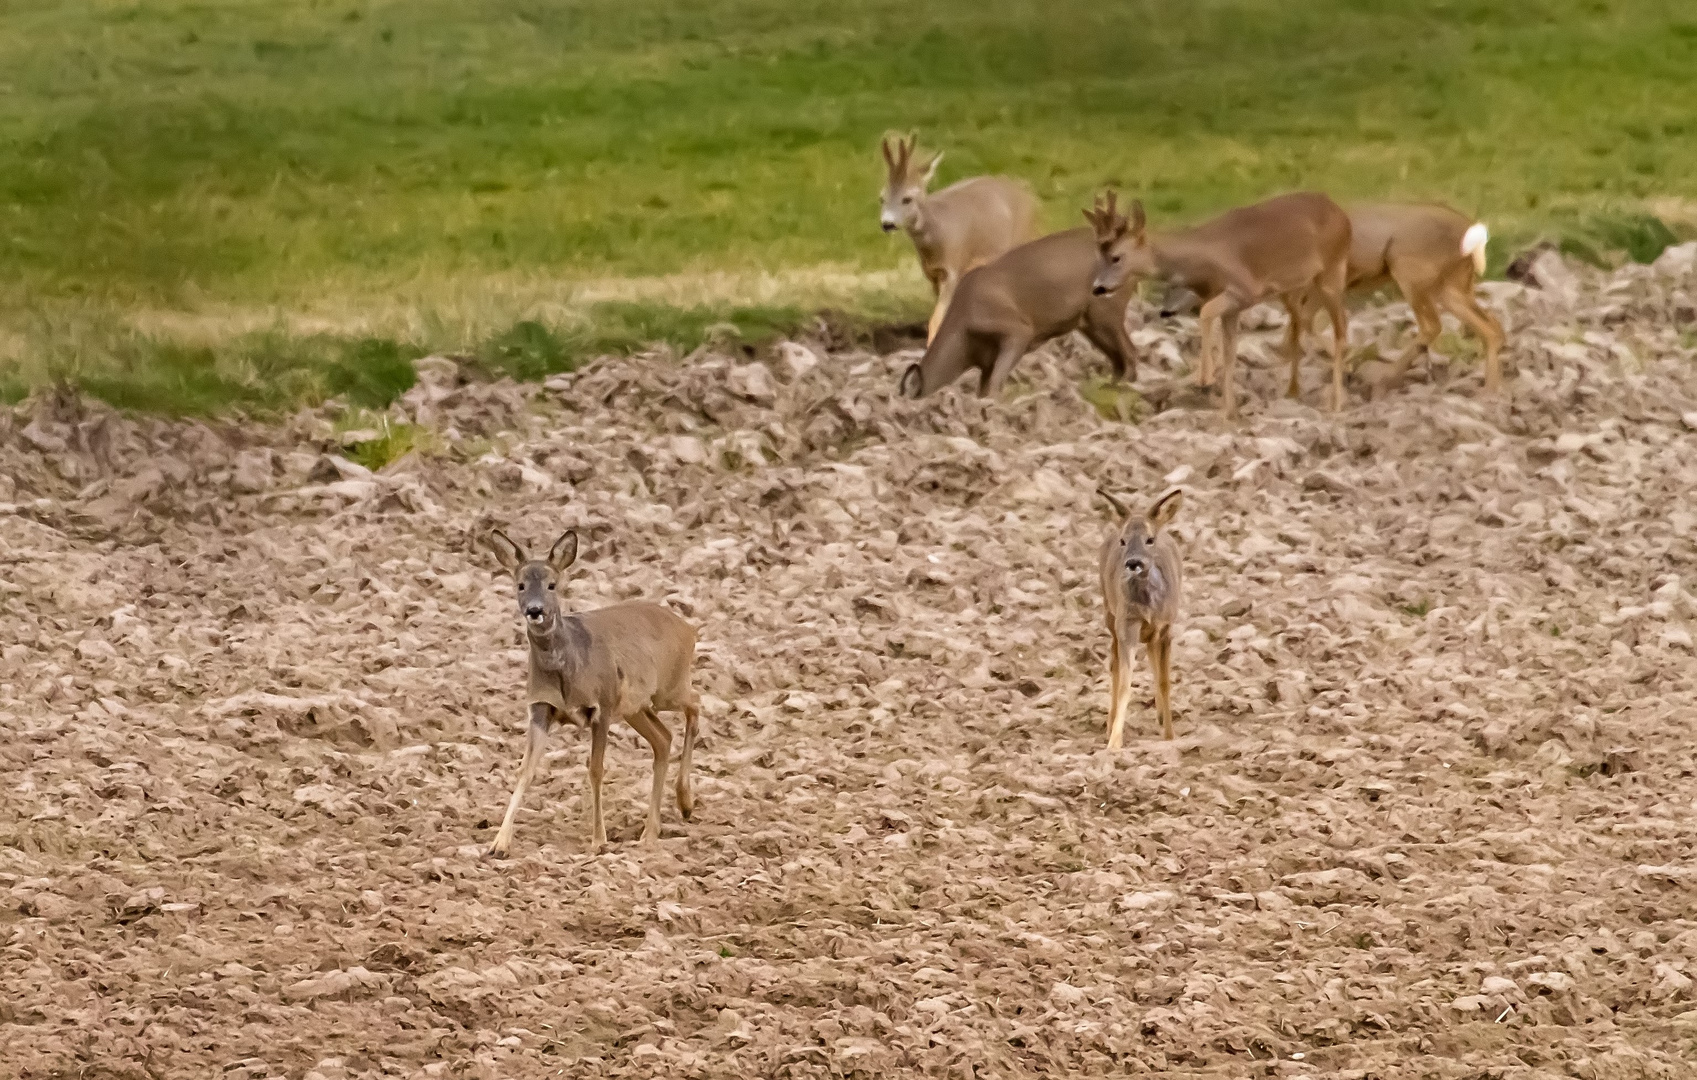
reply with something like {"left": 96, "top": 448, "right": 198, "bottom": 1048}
{"left": 1106, "top": 488, "right": 1183, "bottom": 605}
{"left": 488, "top": 529, "right": 579, "bottom": 633}
{"left": 1092, "top": 232, "right": 1157, "bottom": 296}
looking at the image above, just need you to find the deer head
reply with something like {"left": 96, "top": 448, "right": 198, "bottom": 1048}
{"left": 880, "top": 133, "right": 942, "bottom": 233}
{"left": 1086, "top": 190, "right": 1152, "bottom": 295}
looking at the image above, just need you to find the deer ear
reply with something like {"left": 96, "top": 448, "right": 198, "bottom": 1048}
{"left": 880, "top": 136, "right": 894, "bottom": 169}
{"left": 1129, "top": 199, "right": 1147, "bottom": 242}
{"left": 1096, "top": 486, "right": 1132, "bottom": 519}
{"left": 921, "top": 152, "right": 943, "bottom": 186}
{"left": 547, "top": 530, "right": 579, "bottom": 572}
{"left": 1146, "top": 487, "right": 1183, "bottom": 531}
{"left": 487, "top": 529, "right": 525, "bottom": 574}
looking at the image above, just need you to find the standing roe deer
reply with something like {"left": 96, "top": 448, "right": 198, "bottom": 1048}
{"left": 1160, "top": 203, "right": 1504, "bottom": 395}
{"left": 897, "top": 227, "right": 1137, "bottom": 400}
{"left": 1301, "top": 203, "right": 1503, "bottom": 393}
{"left": 1098, "top": 486, "right": 1184, "bottom": 747}
{"left": 486, "top": 529, "right": 700, "bottom": 856}
{"left": 880, "top": 134, "right": 1042, "bottom": 344}
{"left": 1087, "top": 190, "right": 1352, "bottom": 418}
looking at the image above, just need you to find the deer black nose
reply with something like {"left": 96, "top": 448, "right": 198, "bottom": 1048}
{"left": 881, "top": 222, "right": 897, "bottom": 233}
{"left": 524, "top": 602, "right": 544, "bottom": 618}
{"left": 1125, "top": 558, "right": 1145, "bottom": 574}
{"left": 1092, "top": 284, "right": 1109, "bottom": 296}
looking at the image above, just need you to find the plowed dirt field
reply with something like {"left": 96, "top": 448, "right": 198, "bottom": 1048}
{"left": 5, "top": 256, "right": 1697, "bottom": 1078}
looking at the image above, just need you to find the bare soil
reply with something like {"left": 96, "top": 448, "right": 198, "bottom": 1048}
{"left": 5, "top": 259, "right": 1697, "bottom": 1079}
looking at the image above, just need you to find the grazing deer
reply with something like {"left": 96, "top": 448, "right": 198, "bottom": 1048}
{"left": 1087, "top": 190, "right": 1352, "bottom": 418}
{"left": 1098, "top": 486, "right": 1184, "bottom": 747}
{"left": 880, "top": 134, "right": 1042, "bottom": 344}
{"left": 485, "top": 529, "right": 700, "bottom": 856}
{"left": 897, "top": 228, "right": 1137, "bottom": 399}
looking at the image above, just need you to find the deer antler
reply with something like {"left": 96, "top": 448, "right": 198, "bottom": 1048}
{"left": 1086, "top": 189, "right": 1129, "bottom": 241}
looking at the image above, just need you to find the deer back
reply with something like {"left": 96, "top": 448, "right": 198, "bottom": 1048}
{"left": 966, "top": 227, "right": 1104, "bottom": 332}
{"left": 924, "top": 176, "right": 1043, "bottom": 272}
{"left": 1346, "top": 202, "right": 1475, "bottom": 285}
{"left": 1175, "top": 191, "right": 1352, "bottom": 296}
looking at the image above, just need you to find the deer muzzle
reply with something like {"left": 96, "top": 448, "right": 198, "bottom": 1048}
{"left": 899, "top": 364, "right": 924, "bottom": 399}
{"left": 1124, "top": 558, "right": 1147, "bottom": 577}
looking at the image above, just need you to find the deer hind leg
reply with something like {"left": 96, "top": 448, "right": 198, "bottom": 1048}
{"left": 1278, "top": 291, "right": 1309, "bottom": 399}
{"left": 491, "top": 703, "right": 554, "bottom": 857}
{"left": 586, "top": 711, "right": 610, "bottom": 849}
{"left": 628, "top": 708, "right": 673, "bottom": 848}
{"left": 926, "top": 272, "right": 958, "bottom": 345}
{"left": 676, "top": 697, "right": 700, "bottom": 821}
{"left": 1152, "top": 623, "right": 1174, "bottom": 741}
{"left": 1386, "top": 287, "right": 1443, "bottom": 391}
{"left": 1440, "top": 280, "right": 1507, "bottom": 393}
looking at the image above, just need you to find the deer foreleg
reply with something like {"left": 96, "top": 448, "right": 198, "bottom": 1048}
{"left": 491, "top": 703, "right": 553, "bottom": 858}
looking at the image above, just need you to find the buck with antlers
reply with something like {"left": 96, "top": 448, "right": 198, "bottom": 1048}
{"left": 1087, "top": 190, "right": 1353, "bottom": 417}
{"left": 879, "top": 134, "right": 1042, "bottom": 344}
{"left": 896, "top": 225, "right": 1138, "bottom": 400}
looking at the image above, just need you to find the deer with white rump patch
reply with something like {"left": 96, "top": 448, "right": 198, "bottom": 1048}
{"left": 1298, "top": 203, "right": 1503, "bottom": 393}
{"left": 880, "top": 134, "right": 1042, "bottom": 344}
{"left": 1087, "top": 190, "right": 1352, "bottom": 418}
{"left": 1098, "top": 486, "right": 1184, "bottom": 747}
{"left": 1161, "top": 203, "right": 1505, "bottom": 395}
{"left": 486, "top": 529, "right": 700, "bottom": 856}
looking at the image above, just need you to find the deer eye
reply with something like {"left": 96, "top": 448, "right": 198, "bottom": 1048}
{"left": 1112, "top": 254, "right": 1122, "bottom": 264}
{"left": 548, "top": 583, "right": 556, "bottom": 591}
{"left": 902, "top": 196, "right": 914, "bottom": 204}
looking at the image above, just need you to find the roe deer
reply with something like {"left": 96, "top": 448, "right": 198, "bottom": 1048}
{"left": 880, "top": 134, "right": 1042, "bottom": 344}
{"left": 1098, "top": 486, "right": 1184, "bottom": 747}
{"left": 485, "top": 529, "right": 700, "bottom": 856}
{"left": 1087, "top": 190, "right": 1352, "bottom": 418}
{"left": 897, "top": 227, "right": 1136, "bottom": 400}
{"left": 1161, "top": 203, "right": 1505, "bottom": 395}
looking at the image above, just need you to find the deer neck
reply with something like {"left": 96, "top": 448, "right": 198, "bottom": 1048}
{"left": 528, "top": 612, "right": 591, "bottom": 673}
{"left": 905, "top": 201, "right": 944, "bottom": 257}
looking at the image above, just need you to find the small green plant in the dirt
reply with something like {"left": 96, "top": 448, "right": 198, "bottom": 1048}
{"left": 342, "top": 418, "right": 437, "bottom": 472}
{"left": 472, "top": 302, "right": 810, "bottom": 383}
{"left": 1401, "top": 598, "right": 1431, "bottom": 618}
{"left": 1079, "top": 376, "right": 1145, "bottom": 423}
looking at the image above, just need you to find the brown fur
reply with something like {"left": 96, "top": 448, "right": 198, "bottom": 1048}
{"left": 486, "top": 529, "right": 700, "bottom": 856}
{"left": 1098, "top": 488, "right": 1184, "bottom": 746}
{"left": 899, "top": 227, "right": 1136, "bottom": 400}
{"left": 880, "top": 134, "right": 1042, "bottom": 343}
{"left": 1088, "top": 190, "right": 1353, "bottom": 417}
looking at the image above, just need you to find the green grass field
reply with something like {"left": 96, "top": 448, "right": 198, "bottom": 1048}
{"left": 3, "top": 0, "right": 1695, "bottom": 413}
